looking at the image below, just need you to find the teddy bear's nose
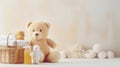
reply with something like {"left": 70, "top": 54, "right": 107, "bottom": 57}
{"left": 35, "top": 33, "right": 39, "bottom": 36}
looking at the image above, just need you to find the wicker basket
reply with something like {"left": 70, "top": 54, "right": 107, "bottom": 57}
{"left": 0, "top": 33, "right": 24, "bottom": 64}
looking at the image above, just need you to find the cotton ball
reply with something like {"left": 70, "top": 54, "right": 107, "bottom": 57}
{"left": 74, "top": 44, "right": 85, "bottom": 58}
{"left": 93, "top": 44, "right": 102, "bottom": 53}
{"left": 59, "top": 51, "right": 66, "bottom": 59}
{"left": 68, "top": 44, "right": 83, "bottom": 58}
{"left": 72, "top": 44, "right": 83, "bottom": 52}
{"left": 78, "top": 50, "right": 86, "bottom": 58}
{"left": 107, "top": 51, "right": 114, "bottom": 59}
{"left": 70, "top": 51, "right": 79, "bottom": 58}
{"left": 85, "top": 50, "right": 96, "bottom": 58}
{"left": 98, "top": 51, "right": 107, "bottom": 59}
{"left": 66, "top": 46, "right": 79, "bottom": 58}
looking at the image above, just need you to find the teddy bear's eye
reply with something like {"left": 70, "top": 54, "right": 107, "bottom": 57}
{"left": 40, "top": 29, "right": 42, "bottom": 32}
{"left": 33, "top": 29, "right": 35, "bottom": 32}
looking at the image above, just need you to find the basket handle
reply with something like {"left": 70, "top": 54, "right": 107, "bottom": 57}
{"left": 6, "top": 33, "right": 17, "bottom": 47}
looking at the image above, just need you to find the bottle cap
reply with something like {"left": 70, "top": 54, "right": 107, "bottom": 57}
{"left": 23, "top": 46, "right": 31, "bottom": 48}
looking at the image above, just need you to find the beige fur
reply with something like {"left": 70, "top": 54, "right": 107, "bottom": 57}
{"left": 26, "top": 21, "right": 60, "bottom": 63}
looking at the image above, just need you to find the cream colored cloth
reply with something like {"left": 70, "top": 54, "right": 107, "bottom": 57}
{"left": 0, "top": 40, "right": 29, "bottom": 46}
{"left": 0, "top": 35, "right": 29, "bottom": 46}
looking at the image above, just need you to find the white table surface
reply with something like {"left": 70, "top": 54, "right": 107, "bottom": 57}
{"left": 0, "top": 58, "right": 120, "bottom": 67}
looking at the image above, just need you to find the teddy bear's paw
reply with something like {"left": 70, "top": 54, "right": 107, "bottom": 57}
{"left": 46, "top": 51, "right": 60, "bottom": 63}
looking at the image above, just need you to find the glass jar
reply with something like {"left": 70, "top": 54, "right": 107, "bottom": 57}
{"left": 23, "top": 46, "right": 32, "bottom": 64}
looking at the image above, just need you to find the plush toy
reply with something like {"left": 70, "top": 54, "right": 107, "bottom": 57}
{"left": 26, "top": 21, "right": 60, "bottom": 63}
{"left": 16, "top": 30, "right": 24, "bottom": 40}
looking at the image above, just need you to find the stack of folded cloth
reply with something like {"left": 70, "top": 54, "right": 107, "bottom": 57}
{"left": 0, "top": 35, "right": 29, "bottom": 46}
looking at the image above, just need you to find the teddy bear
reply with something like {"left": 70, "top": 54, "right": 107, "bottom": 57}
{"left": 16, "top": 30, "right": 24, "bottom": 40}
{"left": 26, "top": 21, "right": 60, "bottom": 63}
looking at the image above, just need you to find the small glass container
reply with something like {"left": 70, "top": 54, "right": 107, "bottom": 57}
{"left": 23, "top": 46, "right": 32, "bottom": 64}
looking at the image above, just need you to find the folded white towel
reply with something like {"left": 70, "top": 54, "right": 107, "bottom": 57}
{"left": 0, "top": 35, "right": 16, "bottom": 41}
{"left": 0, "top": 40, "right": 29, "bottom": 46}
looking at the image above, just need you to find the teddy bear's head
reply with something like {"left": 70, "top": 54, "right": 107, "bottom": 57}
{"left": 27, "top": 21, "right": 50, "bottom": 40}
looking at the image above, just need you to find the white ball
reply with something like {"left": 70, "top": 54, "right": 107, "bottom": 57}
{"left": 93, "top": 44, "right": 102, "bottom": 53}
{"left": 85, "top": 50, "right": 96, "bottom": 58}
{"left": 107, "top": 51, "right": 114, "bottom": 59}
{"left": 98, "top": 51, "right": 107, "bottom": 59}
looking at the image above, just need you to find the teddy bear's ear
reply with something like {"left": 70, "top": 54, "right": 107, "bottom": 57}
{"left": 45, "top": 22, "right": 50, "bottom": 29}
{"left": 26, "top": 22, "right": 32, "bottom": 28}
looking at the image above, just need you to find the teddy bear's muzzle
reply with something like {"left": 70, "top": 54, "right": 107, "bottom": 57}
{"left": 35, "top": 33, "right": 39, "bottom": 36}
{"left": 32, "top": 32, "right": 43, "bottom": 40}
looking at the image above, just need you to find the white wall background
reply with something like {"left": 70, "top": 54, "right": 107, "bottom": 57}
{"left": 0, "top": 0, "right": 120, "bottom": 57}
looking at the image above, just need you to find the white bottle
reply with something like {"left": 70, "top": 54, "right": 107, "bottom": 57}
{"left": 31, "top": 45, "right": 41, "bottom": 64}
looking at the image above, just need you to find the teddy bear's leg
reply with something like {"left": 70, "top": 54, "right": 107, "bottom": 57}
{"left": 45, "top": 51, "right": 60, "bottom": 63}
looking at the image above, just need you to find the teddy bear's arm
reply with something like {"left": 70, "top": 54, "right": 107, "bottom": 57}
{"left": 29, "top": 40, "right": 34, "bottom": 50}
{"left": 46, "top": 38, "right": 56, "bottom": 48}
{"left": 29, "top": 40, "right": 33, "bottom": 46}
